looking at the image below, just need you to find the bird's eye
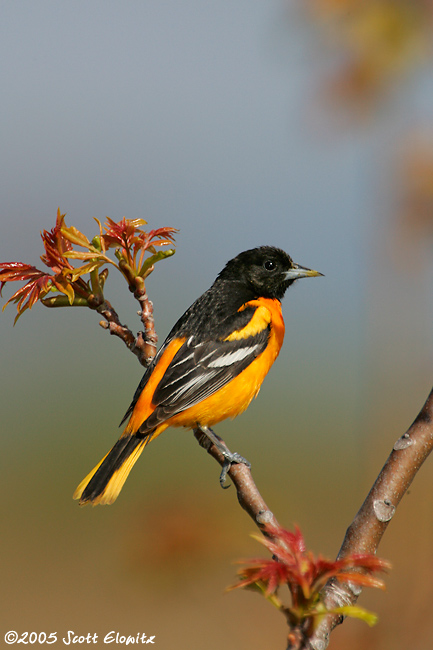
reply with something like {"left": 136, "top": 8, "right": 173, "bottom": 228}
{"left": 264, "top": 260, "right": 276, "bottom": 271}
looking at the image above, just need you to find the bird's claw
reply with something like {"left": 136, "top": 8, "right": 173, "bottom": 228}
{"left": 194, "top": 426, "right": 251, "bottom": 489}
{"left": 219, "top": 452, "right": 251, "bottom": 489}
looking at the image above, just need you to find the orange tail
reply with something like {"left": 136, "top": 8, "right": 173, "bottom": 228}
{"left": 73, "top": 435, "right": 151, "bottom": 506}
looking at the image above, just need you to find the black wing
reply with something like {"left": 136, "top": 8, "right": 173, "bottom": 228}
{"left": 137, "top": 325, "right": 270, "bottom": 434}
{"left": 121, "top": 303, "right": 257, "bottom": 427}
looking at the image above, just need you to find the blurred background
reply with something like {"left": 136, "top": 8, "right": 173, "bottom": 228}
{"left": 1, "top": 1, "right": 433, "bottom": 648}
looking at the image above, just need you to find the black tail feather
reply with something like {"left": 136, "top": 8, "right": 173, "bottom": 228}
{"left": 79, "top": 435, "right": 144, "bottom": 504}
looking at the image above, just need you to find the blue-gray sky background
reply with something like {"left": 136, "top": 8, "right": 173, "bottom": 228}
{"left": 2, "top": 2, "right": 433, "bottom": 649}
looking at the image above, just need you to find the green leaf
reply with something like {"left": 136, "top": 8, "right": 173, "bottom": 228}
{"left": 41, "top": 295, "right": 90, "bottom": 307}
{"left": 330, "top": 605, "right": 378, "bottom": 627}
{"left": 63, "top": 250, "right": 101, "bottom": 261}
{"left": 138, "top": 248, "right": 175, "bottom": 277}
{"left": 90, "top": 236, "right": 103, "bottom": 252}
{"left": 66, "top": 260, "right": 104, "bottom": 282}
{"left": 92, "top": 218, "right": 106, "bottom": 253}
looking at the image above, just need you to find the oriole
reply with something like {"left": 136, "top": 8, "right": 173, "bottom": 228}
{"left": 74, "top": 246, "right": 322, "bottom": 505}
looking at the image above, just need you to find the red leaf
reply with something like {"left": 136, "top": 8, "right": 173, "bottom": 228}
{"left": 102, "top": 217, "right": 145, "bottom": 249}
{"left": 40, "top": 209, "right": 73, "bottom": 268}
{"left": 231, "top": 524, "right": 390, "bottom": 616}
{"left": 0, "top": 262, "right": 47, "bottom": 286}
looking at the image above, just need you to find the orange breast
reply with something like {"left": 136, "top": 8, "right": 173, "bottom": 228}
{"left": 124, "top": 298, "right": 285, "bottom": 440}
{"left": 168, "top": 298, "right": 285, "bottom": 429}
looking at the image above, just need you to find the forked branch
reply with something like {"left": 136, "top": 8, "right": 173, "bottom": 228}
{"left": 302, "top": 386, "right": 433, "bottom": 649}
{"left": 194, "top": 388, "right": 433, "bottom": 650}
{"left": 95, "top": 274, "right": 158, "bottom": 368}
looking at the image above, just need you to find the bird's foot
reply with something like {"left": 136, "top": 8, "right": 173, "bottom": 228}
{"left": 219, "top": 451, "right": 251, "bottom": 488}
{"left": 194, "top": 425, "right": 251, "bottom": 489}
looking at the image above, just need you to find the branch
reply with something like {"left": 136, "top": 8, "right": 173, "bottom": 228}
{"left": 132, "top": 273, "right": 158, "bottom": 364}
{"left": 92, "top": 274, "right": 157, "bottom": 369}
{"left": 193, "top": 428, "right": 281, "bottom": 534}
{"left": 298, "top": 386, "right": 433, "bottom": 650}
{"left": 194, "top": 389, "right": 433, "bottom": 649}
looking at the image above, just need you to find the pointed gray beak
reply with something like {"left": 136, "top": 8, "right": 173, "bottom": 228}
{"left": 283, "top": 262, "right": 323, "bottom": 281}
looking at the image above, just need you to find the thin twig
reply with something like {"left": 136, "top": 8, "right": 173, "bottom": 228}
{"left": 90, "top": 274, "right": 158, "bottom": 368}
{"left": 90, "top": 296, "right": 148, "bottom": 368}
{"left": 133, "top": 273, "right": 158, "bottom": 364}
{"left": 193, "top": 428, "right": 281, "bottom": 534}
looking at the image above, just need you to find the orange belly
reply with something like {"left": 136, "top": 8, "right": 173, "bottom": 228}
{"left": 125, "top": 297, "right": 285, "bottom": 441}
{"left": 169, "top": 326, "right": 283, "bottom": 428}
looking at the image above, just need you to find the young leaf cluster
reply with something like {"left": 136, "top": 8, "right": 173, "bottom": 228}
{"left": 229, "top": 524, "right": 391, "bottom": 633}
{"left": 0, "top": 209, "right": 176, "bottom": 323}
